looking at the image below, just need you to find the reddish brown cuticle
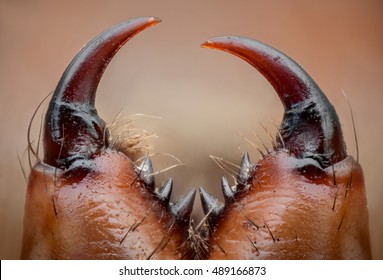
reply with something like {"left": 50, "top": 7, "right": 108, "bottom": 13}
{"left": 201, "top": 37, "right": 371, "bottom": 259}
{"left": 22, "top": 20, "right": 371, "bottom": 260}
{"left": 22, "top": 17, "right": 195, "bottom": 260}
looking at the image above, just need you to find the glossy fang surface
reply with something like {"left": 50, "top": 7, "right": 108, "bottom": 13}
{"left": 21, "top": 18, "right": 194, "bottom": 260}
{"left": 21, "top": 20, "right": 371, "bottom": 260}
{"left": 202, "top": 36, "right": 371, "bottom": 260}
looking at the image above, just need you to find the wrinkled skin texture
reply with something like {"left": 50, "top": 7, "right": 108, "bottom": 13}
{"left": 207, "top": 153, "right": 370, "bottom": 259}
{"left": 21, "top": 17, "right": 371, "bottom": 260}
{"left": 21, "top": 17, "right": 195, "bottom": 260}
{"left": 201, "top": 36, "right": 371, "bottom": 259}
{"left": 22, "top": 150, "right": 184, "bottom": 259}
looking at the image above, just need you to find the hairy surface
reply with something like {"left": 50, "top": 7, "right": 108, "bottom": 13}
{"left": 22, "top": 149, "right": 185, "bottom": 259}
{"left": 1, "top": 1, "right": 381, "bottom": 260}
{"left": 207, "top": 153, "right": 370, "bottom": 259}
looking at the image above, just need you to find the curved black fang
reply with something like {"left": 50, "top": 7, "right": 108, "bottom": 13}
{"left": 43, "top": 17, "right": 161, "bottom": 168}
{"left": 202, "top": 37, "right": 347, "bottom": 167}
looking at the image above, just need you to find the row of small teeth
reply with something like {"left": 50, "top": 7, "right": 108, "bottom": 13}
{"left": 135, "top": 152, "right": 254, "bottom": 223}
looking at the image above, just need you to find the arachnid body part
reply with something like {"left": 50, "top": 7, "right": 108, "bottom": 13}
{"left": 22, "top": 19, "right": 371, "bottom": 260}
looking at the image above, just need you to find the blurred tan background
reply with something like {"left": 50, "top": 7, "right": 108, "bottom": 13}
{"left": 1, "top": 0, "right": 382, "bottom": 259}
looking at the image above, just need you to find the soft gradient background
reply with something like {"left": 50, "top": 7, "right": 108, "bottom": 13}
{"left": 1, "top": 0, "right": 382, "bottom": 259}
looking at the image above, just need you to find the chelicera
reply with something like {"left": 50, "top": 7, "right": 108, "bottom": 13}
{"left": 21, "top": 17, "right": 371, "bottom": 260}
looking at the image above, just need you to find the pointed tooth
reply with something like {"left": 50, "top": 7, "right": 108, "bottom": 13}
{"left": 137, "top": 156, "right": 154, "bottom": 189}
{"left": 171, "top": 189, "right": 196, "bottom": 222}
{"left": 239, "top": 152, "right": 253, "bottom": 184}
{"left": 199, "top": 187, "right": 223, "bottom": 218}
{"left": 221, "top": 176, "right": 235, "bottom": 202}
{"left": 157, "top": 178, "right": 173, "bottom": 204}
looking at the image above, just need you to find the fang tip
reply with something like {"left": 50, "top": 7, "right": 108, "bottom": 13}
{"left": 43, "top": 17, "right": 161, "bottom": 169}
{"left": 202, "top": 36, "right": 347, "bottom": 167}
